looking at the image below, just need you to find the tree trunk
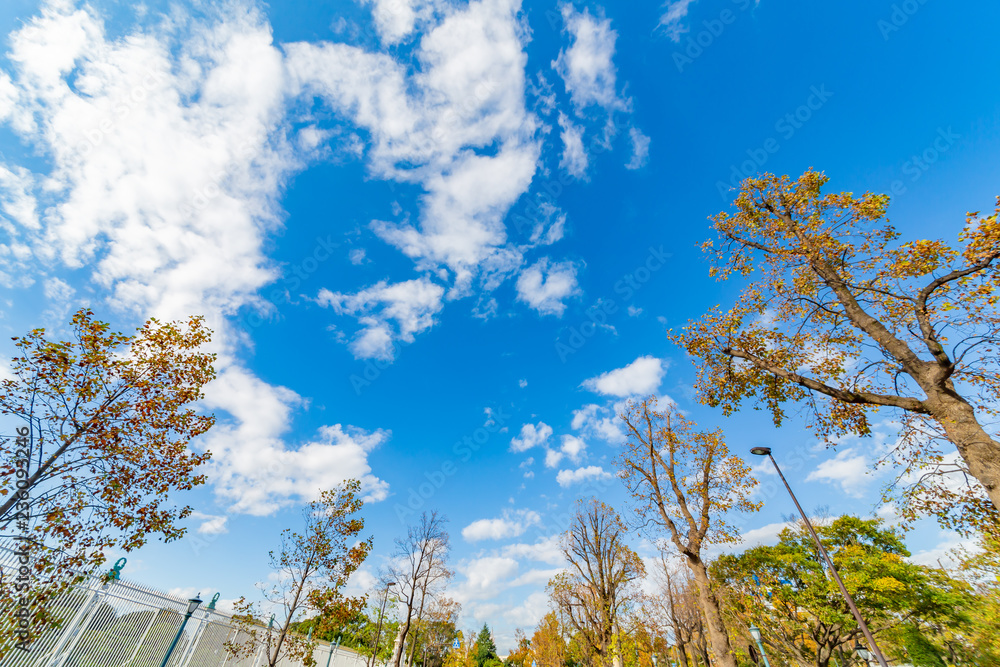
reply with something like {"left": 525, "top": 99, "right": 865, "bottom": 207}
{"left": 928, "top": 391, "right": 1000, "bottom": 511}
{"left": 686, "top": 556, "right": 736, "bottom": 667}
{"left": 676, "top": 643, "right": 690, "bottom": 667}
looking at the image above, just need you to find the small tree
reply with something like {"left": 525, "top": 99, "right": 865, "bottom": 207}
{"left": 0, "top": 309, "right": 215, "bottom": 651}
{"left": 472, "top": 624, "right": 499, "bottom": 667}
{"left": 385, "top": 511, "right": 452, "bottom": 667}
{"left": 226, "top": 480, "right": 372, "bottom": 667}
{"left": 617, "top": 398, "right": 761, "bottom": 667}
{"left": 675, "top": 170, "right": 1000, "bottom": 527}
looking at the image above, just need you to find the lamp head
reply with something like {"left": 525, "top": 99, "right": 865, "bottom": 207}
{"left": 749, "top": 447, "right": 772, "bottom": 456}
{"left": 854, "top": 642, "right": 872, "bottom": 660}
{"left": 387, "top": 581, "right": 397, "bottom": 587}
{"left": 652, "top": 655, "right": 658, "bottom": 666}
{"left": 748, "top": 625, "right": 761, "bottom": 642}
{"left": 186, "top": 595, "right": 203, "bottom": 615}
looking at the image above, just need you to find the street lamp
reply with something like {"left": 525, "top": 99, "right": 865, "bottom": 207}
{"left": 369, "top": 582, "right": 396, "bottom": 667}
{"left": 748, "top": 625, "right": 771, "bottom": 667}
{"left": 159, "top": 595, "right": 202, "bottom": 667}
{"left": 855, "top": 642, "right": 874, "bottom": 666}
{"left": 652, "top": 654, "right": 658, "bottom": 667}
{"left": 750, "top": 447, "right": 889, "bottom": 667}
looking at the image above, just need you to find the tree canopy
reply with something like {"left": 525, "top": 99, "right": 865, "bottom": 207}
{"left": 674, "top": 170, "right": 1000, "bottom": 531}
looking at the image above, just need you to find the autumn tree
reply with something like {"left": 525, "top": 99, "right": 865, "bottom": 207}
{"left": 549, "top": 498, "right": 645, "bottom": 667}
{"left": 617, "top": 398, "right": 760, "bottom": 667}
{"left": 675, "top": 170, "right": 1000, "bottom": 529}
{"left": 385, "top": 511, "right": 453, "bottom": 667}
{"left": 226, "top": 480, "right": 372, "bottom": 667}
{"left": 0, "top": 309, "right": 215, "bottom": 650}
{"left": 531, "top": 612, "right": 568, "bottom": 667}
{"left": 646, "top": 560, "right": 708, "bottom": 667}
{"left": 505, "top": 628, "right": 532, "bottom": 667}
{"left": 711, "top": 515, "right": 973, "bottom": 667}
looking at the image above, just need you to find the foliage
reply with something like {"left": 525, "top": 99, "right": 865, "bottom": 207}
{"left": 0, "top": 309, "right": 215, "bottom": 652}
{"left": 617, "top": 397, "right": 760, "bottom": 667}
{"left": 473, "top": 624, "right": 499, "bottom": 667}
{"left": 226, "top": 480, "right": 372, "bottom": 667}
{"left": 674, "top": 169, "right": 1000, "bottom": 527}
{"left": 711, "top": 515, "right": 974, "bottom": 667}
{"left": 385, "top": 511, "right": 453, "bottom": 667}
{"left": 550, "top": 498, "right": 644, "bottom": 667}
{"left": 531, "top": 612, "right": 568, "bottom": 667}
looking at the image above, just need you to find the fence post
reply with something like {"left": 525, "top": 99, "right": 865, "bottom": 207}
{"left": 46, "top": 580, "right": 109, "bottom": 667}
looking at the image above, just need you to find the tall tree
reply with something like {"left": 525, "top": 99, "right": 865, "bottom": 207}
{"left": 617, "top": 398, "right": 761, "bottom": 667}
{"left": 712, "top": 515, "right": 973, "bottom": 667}
{"left": 0, "top": 309, "right": 215, "bottom": 651}
{"left": 386, "top": 511, "right": 452, "bottom": 667}
{"left": 226, "top": 480, "right": 372, "bottom": 667}
{"left": 550, "top": 498, "right": 645, "bottom": 667}
{"left": 675, "top": 170, "right": 1000, "bottom": 523}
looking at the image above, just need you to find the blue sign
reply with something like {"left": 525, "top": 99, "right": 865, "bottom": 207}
{"left": 453, "top": 639, "right": 460, "bottom": 649}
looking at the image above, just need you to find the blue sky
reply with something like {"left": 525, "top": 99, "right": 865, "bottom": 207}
{"left": 1, "top": 0, "right": 999, "bottom": 651}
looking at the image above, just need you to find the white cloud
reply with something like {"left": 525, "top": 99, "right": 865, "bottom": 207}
{"left": 501, "top": 534, "right": 563, "bottom": 565}
{"left": 556, "top": 465, "right": 613, "bottom": 487}
{"left": 316, "top": 278, "right": 445, "bottom": 360}
{"left": 571, "top": 403, "right": 625, "bottom": 444}
{"left": 510, "top": 422, "right": 553, "bottom": 453}
{"left": 454, "top": 556, "right": 520, "bottom": 602}
{"left": 558, "top": 112, "right": 588, "bottom": 178}
{"left": 201, "top": 366, "right": 390, "bottom": 515}
{"left": 502, "top": 591, "right": 550, "bottom": 626}
{"left": 625, "top": 127, "right": 650, "bottom": 170}
{"left": 805, "top": 448, "right": 872, "bottom": 498}
{"left": 516, "top": 257, "right": 580, "bottom": 316}
{"left": 544, "top": 433, "right": 586, "bottom": 469}
{"left": 0, "top": 2, "right": 397, "bottom": 519}
{"left": 553, "top": 3, "right": 628, "bottom": 112}
{"left": 518, "top": 378, "right": 528, "bottom": 388}
{"left": 190, "top": 511, "right": 229, "bottom": 535}
{"left": 462, "top": 509, "right": 541, "bottom": 542}
{"left": 581, "top": 355, "right": 666, "bottom": 397}
{"left": 360, "top": 0, "right": 442, "bottom": 45}
{"left": 658, "top": 0, "right": 699, "bottom": 42}
{"left": 545, "top": 448, "right": 564, "bottom": 469}
{"left": 287, "top": 0, "right": 545, "bottom": 334}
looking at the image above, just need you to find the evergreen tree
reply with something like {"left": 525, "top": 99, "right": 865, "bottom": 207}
{"left": 473, "top": 624, "right": 498, "bottom": 667}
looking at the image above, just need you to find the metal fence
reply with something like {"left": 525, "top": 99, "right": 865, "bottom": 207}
{"left": 0, "top": 541, "right": 370, "bottom": 667}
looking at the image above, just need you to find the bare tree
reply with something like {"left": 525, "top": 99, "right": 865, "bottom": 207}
{"left": 549, "top": 498, "right": 645, "bottom": 667}
{"left": 617, "top": 398, "right": 761, "bottom": 667}
{"left": 385, "top": 511, "right": 452, "bottom": 667}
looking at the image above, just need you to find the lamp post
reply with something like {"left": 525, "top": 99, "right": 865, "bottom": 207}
{"left": 369, "top": 582, "right": 396, "bottom": 667}
{"left": 159, "top": 595, "right": 202, "bottom": 667}
{"left": 749, "top": 447, "right": 889, "bottom": 667}
{"left": 854, "top": 642, "right": 874, "bottom": 667}
{"left": 748, "top": 625, "right": 771, "bottom": 667}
